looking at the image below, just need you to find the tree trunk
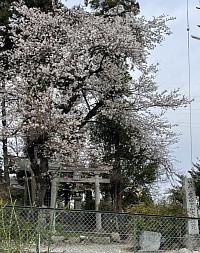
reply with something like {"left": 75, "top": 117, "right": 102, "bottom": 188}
{"left": 27, "top": 144, "right": 50, "bottom": 207}
{"left": 35, "top": 157, "right": 50, "bottom": 207}
{"left": 111, "top": 161, "right": 123, "bottom": 212}
{"left": 2, "top": 136, "right": 9, "bottom": 184}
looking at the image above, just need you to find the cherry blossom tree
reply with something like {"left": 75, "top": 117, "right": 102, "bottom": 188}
{"left": 0, "top": 1, "right": 188, "bottom": 206}
{"left": 0, "top": 0, "right": 57, "bottom": 192}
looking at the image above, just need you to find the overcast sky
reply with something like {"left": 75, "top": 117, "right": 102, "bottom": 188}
{"left": 138, "top": 0, "right": 200, "bottom": 176}
{"left": 64, "top": 0, "right": 200, "bottom": 176}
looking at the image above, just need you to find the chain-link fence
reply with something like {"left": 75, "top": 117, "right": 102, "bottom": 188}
{"left": 0, "top": 206, "right": 200, "bottom": 253}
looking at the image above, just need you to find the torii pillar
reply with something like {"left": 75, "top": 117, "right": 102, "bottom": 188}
{"left": 95, "top": 173, "right": 102, "bottom": 231}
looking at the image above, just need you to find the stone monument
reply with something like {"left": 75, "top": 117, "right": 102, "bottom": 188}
{"left": 183, "top": 178, "right": 199, "bottom": 234}
{"left": 139, "top": 231, "right": 162, "bottom": 251}
{"left": 183, "top": 178, "right": 199, "bottom": 250}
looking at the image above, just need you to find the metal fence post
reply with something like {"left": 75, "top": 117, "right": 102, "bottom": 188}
{"left": 36, "top": 208, "right": 41, "bottom": 253}
{"left": 133, "top": 217, "right": 137, "bottom": 253}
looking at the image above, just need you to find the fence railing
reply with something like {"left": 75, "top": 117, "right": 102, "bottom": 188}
{"left": 0, "top": 206, "right": 200, "bottom": 253}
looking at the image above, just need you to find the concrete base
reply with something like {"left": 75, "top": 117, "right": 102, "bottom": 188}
{"left": 184, "top": 234, "right": 200, "bottom": 250}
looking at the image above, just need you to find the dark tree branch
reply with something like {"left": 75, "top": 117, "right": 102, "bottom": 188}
{"left": 79, "top": 100, "right": 104, "bottom": 128}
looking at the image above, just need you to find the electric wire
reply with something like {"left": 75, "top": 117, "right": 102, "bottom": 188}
{"left": 186, "top": 0, "right": 193, "bottom": 167}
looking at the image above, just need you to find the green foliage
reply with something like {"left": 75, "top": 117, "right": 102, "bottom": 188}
{"left": 126, "top": 201, "right": 187, "bottom": 217}
{"left": 0, "top": 206, "right": 36, "bottom": 252}
{"left": 0, "top": 190, "right": 10, "bottom": 205}
{"left": 99, "top": 200, "right": 113, "bottom": 211}
{"left": 91, "top": 115, "right": 159, "bottom": 186}
{"left": 0, "top": 206, "right": 61, "bottom": 252}
{"left": 24, "top": 0, "right": 56, "bottom": 12}
{"left": 82, "top": 199, "right": 95, "bottom": 210}
{"left": 127, "top": 202, "right": 187, "bottom": 250}
{"left": 0, "top": 0, "right": 15, "bottom": 50}
{"left": 163, "top": 174, "right": 184, "bottom": 205}
{"left": 167, "top": 185, "right": 184, "bottom": 205}
{"left": 85, "top": 0, "right": 140, "bottom": 15}
{"left": 189, "top": 160, "right": 200, "bottom": 198}
{"left": 122, "top": 187, "right": 153, "bottom": 208}
{"left": 0, "top": 0, "right": 12, "bottom": 26}
{"left": 83, "top": 199, "right": 114, "bottom": 211}
{"left": 90, "top": 115, "right": 159, "bottom": 210}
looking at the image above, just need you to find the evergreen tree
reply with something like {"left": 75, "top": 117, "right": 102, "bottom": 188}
{"left": 189, "top": 160, "right": 200, "bottom": 200}
{"left": 167, "top": 174, "right": 184, "bottom": 205}
{"left": 85, "top": 0, "right": 140, "bottom": 15}
{"left": 90, "top": 115, "right": 159, "bottom": 211}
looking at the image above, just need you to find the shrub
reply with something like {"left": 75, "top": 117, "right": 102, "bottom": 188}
{"left": 126, "top": 201, "right": 187, "bottom": 217}
{"left": 0, "top": 190, "right": 10, "bottom": 205}
{"left": 126, "top": 202, "right": 187, "bottom": 250}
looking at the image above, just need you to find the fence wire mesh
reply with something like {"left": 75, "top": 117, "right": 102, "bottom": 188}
{"left": 0, "top": 206, "right": 200, "bottom": 253}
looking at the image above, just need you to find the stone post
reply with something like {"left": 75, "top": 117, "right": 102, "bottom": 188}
{"left": 50, "top": 176, "right": 58, "bottom": 233}
{"left": 95, "top": 173, "right": 100, "bottom": 211}
{"left": 50, "top": 176, "right": 58, "bottom": 209}
{"left": 183, "top": 178, "right": 199, "bottom": 250}
{"left": 183, "top": 178, "right": 199, "bottom": 234}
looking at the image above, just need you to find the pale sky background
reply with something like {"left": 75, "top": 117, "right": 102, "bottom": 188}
{"left": 64, "top": 0, "right": 200, "bottom": 177}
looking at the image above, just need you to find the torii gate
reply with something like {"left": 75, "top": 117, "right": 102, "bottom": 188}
{"left": 49, "top": 163, "right": 111, "bottom": 212}
{"left": 48, "top": 163, "right": 111, "bottom": 231}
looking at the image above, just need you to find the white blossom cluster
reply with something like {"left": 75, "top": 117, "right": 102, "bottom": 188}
{"left": 0, "top": 1, "right": 188, "bottom": 170}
